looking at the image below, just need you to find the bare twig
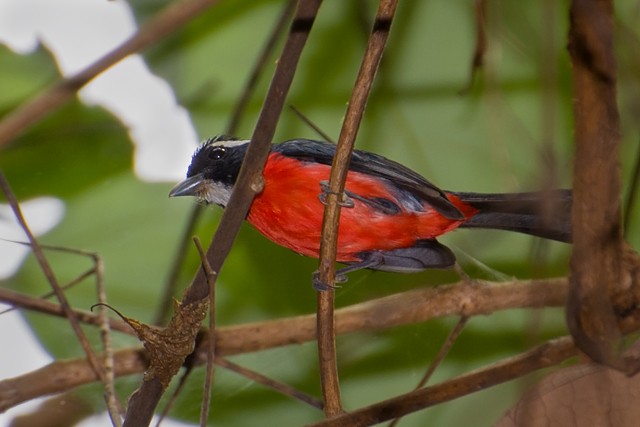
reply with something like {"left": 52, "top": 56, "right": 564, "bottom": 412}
{"left": 418, "top": 316, "right": 469, "bottom": 389}
{"left": 308, "top": 336, "right": 579, "bottom": 427}
{"left": 0, "top": 287, "right": 133, "bottom": 334}
{"left": 0, "top": 241, "right": 98, "bottom": 316}
{"left": 215, "top": 358, "right": 323, "bottom": 409}
{"left": 193, "top": 238, "right": 217, "bottom": 427}
{"left": 387, "top": 316, "right": 468, "bottom": 426}
{"left": 0, "top": 172, "right": 106, "bottom": 383}
{"left": 315, "top": 0, "right": 399, "bottom": 417}
{"left": 93, "top": 253, "right": 122, "bottom": 427}
{"left": 460, "top": 0, "right": 487, "bottom": 93}
{"left": 289, "top": 105, "right": 335, "bottom": 142}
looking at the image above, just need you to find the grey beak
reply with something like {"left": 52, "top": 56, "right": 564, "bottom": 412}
{"left": 169, "top": 174, "right": 204, "bottom": 197}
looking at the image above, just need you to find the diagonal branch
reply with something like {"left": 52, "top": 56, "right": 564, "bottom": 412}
{"left": 308, "top": 336, "right": 579, "bottom": 427}
{"left": 0, "top": 172, "right": 106, "bottom": 383}
{"left": 153, "top": 0, "right": 297, "bottom": 326}
{"left": 121, "top": 1, "right": 323, "bottom": 425}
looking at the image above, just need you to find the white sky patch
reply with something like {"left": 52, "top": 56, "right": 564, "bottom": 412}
{"left": 0, "top": 0, "right": 199, "bottom": 182}
{"left": 0, "top": 0, "right": 201, "bottom": 275}
{"left": 0, "top": 304, "right": 52, "bottom": 426}
{"left": 0, "top": 197, "right": 65, "bottom": 279}
{"left": 0, "top": 2, "right": 200, "bottom": 424}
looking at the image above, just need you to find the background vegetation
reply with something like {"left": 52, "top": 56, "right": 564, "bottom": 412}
{"left": 1, "top": 0, "right": 639, "bottom": 425}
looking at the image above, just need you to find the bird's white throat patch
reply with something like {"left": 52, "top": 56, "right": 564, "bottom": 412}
{"left": 200, "top": 181, "right": 234, "bottom": 207}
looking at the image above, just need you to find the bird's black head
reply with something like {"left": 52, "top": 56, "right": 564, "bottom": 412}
{"left": 169, "top": 135, "right": 250, "bottom": 207}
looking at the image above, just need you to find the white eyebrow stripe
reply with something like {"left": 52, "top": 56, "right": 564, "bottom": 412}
{"left": 209, "top": 139, "right": 251, "bottom": 148}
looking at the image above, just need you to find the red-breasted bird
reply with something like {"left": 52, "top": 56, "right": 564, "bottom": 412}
{"left": 169, "top": 136, "right": 571, "bottom": 287}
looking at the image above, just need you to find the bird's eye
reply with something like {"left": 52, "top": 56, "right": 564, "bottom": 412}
{"left": 208, "top": 147, "right": 226, "bottom": 160}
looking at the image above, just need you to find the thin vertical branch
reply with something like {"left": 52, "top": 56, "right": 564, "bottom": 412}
{"left": 315, "top": 0, "right": 399, "bottom": 418}
{"left": 227, "top": 0, "right": 298, "bottom": 134}
{"left": 94, "top": 253, "right": 123, "bottom": 427}
{"left": 461, "top": 0, "right": 487, "bottom": 93}
{"left": 193, "top": 238, "right": 217, "bottom": 427}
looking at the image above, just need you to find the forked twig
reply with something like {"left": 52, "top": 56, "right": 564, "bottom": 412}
{"left": 0, "top": 171, "right": 122, "bottom": 424}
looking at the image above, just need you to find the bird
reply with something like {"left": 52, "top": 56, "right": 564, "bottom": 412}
{"left": 169, "top": 135, "right": 572, "bottom": 289}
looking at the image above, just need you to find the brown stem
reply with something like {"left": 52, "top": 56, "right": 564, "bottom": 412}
{"left": 193, "top": 238, "right": 217, "bottom": 426}
{"left": 315, "top": 0, "right": 399, "bottom": 417}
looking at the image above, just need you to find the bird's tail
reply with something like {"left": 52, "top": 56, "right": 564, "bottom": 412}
{"left": 452, "top": 189, "right": 572, "bottom": 243}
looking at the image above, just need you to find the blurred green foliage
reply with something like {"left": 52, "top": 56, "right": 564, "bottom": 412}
{"left": 1, "top": 0, "right": 639, "bottom": 426}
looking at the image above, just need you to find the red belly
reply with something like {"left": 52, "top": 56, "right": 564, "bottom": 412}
{"left": 246, "top": 154, "right": 475, "bottom": 262}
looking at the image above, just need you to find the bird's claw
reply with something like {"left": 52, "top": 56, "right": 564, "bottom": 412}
{"left": 312, "top": 270, "right": 345, "bottom": 292}
{"left": 318, "top": 181, "right": 355, "bottom": 208}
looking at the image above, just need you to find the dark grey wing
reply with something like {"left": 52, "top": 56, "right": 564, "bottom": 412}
{"left": 275, "top": 139, "right": 464, "bottom": 219}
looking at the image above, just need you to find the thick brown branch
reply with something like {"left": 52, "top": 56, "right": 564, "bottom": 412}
{"left": 567, "top": 0, "right": 631, "bottom": 371}
{"left": 0, "top": 278, "right": 569, "bottom": 411}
